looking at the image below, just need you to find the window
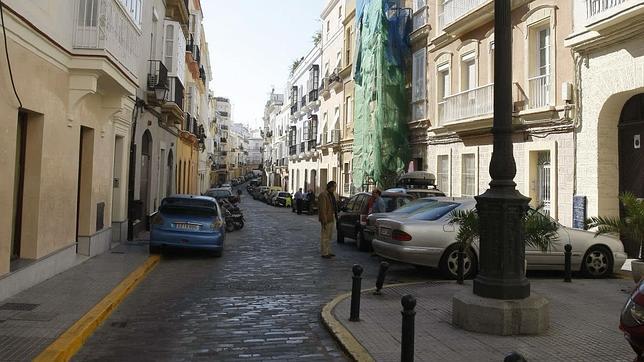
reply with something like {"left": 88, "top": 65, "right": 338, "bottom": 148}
{"left": 164, "top": 25, "right": 174, "bottom": 72}
{"left": 345, "top": 96, "right": 353, "bottom": 125}
{"left": 461, "top": 154, "right": 476, "bottom": 196}
{"left": 303, "top": 120, "right": 310, "bottom": 141}
{"left": 120, "top": 0, "right": 142, "bottom": 25}
{"left": 489, "top": 41, "right": 495, "bottom": 82}
{"left": 437, "top": 64, "right": 451, "bottom": 100}
{"left": 78, "top": 0, "right": 98, "bottom": 27}
{"left": 536, "top": 151, "right": 551, "bottom": 216}
{"left": 345, "top": 28, "right": 352, "bottom": 66}
{"left": 437, "top": 155, "right": 450, "bottom": 194}
{"left": 461, "top": 54, "right": 476, "bottom": 91}
{"left": 529, "top": 24, "right": 552, "bottom": 108}
{"left": 412, "top": 49, "right": 427, "bottom": 120}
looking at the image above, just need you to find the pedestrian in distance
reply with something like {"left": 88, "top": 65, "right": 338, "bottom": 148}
{"left": 295, "top": 188, "right": 304, "bottom": 215}
{"left": 371, "top": 189, "right": 386, "bottom": 214}
{"left": 318, "top": 181, "right": 338, "bottom": 259}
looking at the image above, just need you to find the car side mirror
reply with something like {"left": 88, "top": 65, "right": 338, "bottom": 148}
{"left": 443, "top": 223, "right": 455, "bottom": 232}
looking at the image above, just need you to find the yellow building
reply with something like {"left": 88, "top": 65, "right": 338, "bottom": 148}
{"left": 0, "top": 0, "right": 138, "bottom": 297}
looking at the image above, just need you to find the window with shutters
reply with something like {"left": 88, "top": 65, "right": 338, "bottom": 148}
{"left": 461, "top": 154, "right": 476, "bottom": 197}
{"left": 437, "top": 155, "right": 450, "bottom": 195}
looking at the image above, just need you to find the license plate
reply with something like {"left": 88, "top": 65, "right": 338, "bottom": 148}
{"left": 379, "top": 227, "right": 392, "bottom": 237}
{"left": 175, "top": 223, "right": 200, "bottom": 231}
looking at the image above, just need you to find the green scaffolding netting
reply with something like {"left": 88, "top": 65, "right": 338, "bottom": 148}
{"left": 353, "top": 0, "right": 411, "bottom": 190}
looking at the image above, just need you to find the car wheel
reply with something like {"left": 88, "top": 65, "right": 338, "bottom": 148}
{"left": 356, "top": 230, "right": 370, "bottom": 252}
{"left": 439, "top": 244, "right": 477, "bottom": 280}
{"left": 337, "top": 227, "right": 345, "bottom": 244}
{"left": 581, "top": 245, "right": 613, "bottom": 278}
{"left": 149, "top": 245, "right": 161, "bottom": 254}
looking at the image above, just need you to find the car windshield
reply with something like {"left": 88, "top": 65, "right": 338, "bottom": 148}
{"left": 407, "top": 202, "right": 459, "bottom": 221}
{"left": 205, "top": 190, "right": 231, "bottom": 198}
{"left": 278, "top": 192, "right": 290, "bottom": 197}
{"left": 391, "top": 199, "right": 437, "bottom": 214}
{"left": 160, "top": 198, "right": 218, "bottom": 217}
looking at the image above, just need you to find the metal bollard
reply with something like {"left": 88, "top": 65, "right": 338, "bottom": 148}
{"left": 457, "top": 246, "right": 465, "bottom": 285}
{"left": 504, "top": 352, "right": 527, "bottom": 362}
{"left": 564, "top": 244, "right": 572, "bottom": 282}
{"left": 401, "top": 295, "right": 416, "bottom": 362}
{"left": 373, "top": 261, "right": 390, "bottom": 295}
{"left": 349, "top": 264, "right": 363, "bottom": 322}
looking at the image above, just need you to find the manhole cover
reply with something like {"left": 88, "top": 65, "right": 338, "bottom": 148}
{"left": 0, "top": 303, "right": 39, "bottom": 311}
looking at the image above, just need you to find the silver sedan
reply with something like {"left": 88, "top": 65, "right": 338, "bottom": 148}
{"left": 371, "top": 197, "right": 627, "bottom": 279}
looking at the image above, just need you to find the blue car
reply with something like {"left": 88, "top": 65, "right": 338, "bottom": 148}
{"left": 150, "top": 195, "right": 225, "bottom": 256}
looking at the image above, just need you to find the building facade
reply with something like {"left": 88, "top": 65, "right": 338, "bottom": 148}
{"left": 339, "top": 0, "right": 357, "bottom": 196}
{"left": 213, "top": 96, "right": 232, "bottom": 184}
{"left": 424, "top": 0, "right": 576, "bottom": 226}
{"left": 565, "top": 0, "right": 644, "bottom": 256}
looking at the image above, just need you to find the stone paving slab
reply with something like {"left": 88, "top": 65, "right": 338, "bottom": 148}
{"left": 333, "top": 279, "right": 636, "bottom": 362}
{"left": 0, "top": 242, "right": 149, "bottom": 361}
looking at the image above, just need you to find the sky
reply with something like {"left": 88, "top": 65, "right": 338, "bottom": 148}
{"left": 202, "top": 0, "right": 325, "bottom": 130}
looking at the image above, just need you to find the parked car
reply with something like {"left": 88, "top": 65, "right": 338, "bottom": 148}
{"left": 337, "top": 192, "right": 415, "bottom": 251}
{"left": 252, "top": 186, "right": 269, "bottom": 200}
{"left": 204, "top": 188, "right": 238, "bottom": 204}
{"left": 274, "top": 192, "right": 292, "bottom": 207}
{"left": 371, "top": 197, "right": 628, "bottom": 279}
{"left": 620, "top": 281, "right": 644, "bottom": 361}
{"left": 220, "top": 183, "right": 232, "bottom": 192}
{"left": 364, "top": 198, "right": 439, "bottom": 244}
{"left": 150, "top": 195, "right": 225, "bottom": 256}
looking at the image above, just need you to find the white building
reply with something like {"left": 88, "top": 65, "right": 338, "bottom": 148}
{"left": 565, "top": 0, "right": 644, "bottom": 257}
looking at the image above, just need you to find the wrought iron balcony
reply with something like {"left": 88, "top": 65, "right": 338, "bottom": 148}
{"left": 147, "top": 60, "right": 168, "bottom": 92}
{"left": 73, "top": 0, "right": 140, "bottom": 74}
{"left": 585, "top": 0, "right": 629, "bottom": 18}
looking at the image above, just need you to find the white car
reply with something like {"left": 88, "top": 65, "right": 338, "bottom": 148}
{"left": 220, "top": 183, "right": 232, "bottom": 192}
{"left": 372, "top": 197, "right": 627, "bottom": 279}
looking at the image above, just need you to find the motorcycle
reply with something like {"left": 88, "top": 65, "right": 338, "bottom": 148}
{"left": 224, "top": 209, "right": 244, "bottom": 232}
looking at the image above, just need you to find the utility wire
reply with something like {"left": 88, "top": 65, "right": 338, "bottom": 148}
{"left": 0, "top": 0, "right": 23, "bottom": 109}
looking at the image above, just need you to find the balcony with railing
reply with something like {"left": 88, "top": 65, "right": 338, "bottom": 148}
{"left": 331, "top": 129, "right": 341, "bottom": 144}
{"left": 161, "top": 76, "right": 184, "bottom": 123}
{"left": 147, "top": 60, "right": 168, "bottom": 103}
{"left": 567, "top": 0, "right": 642, "bottom": 47}
{"left": 73, "top": 0, "right": 141, "bottom": 75}
{"left": 438, "top": 83, "right": 494, "bottom": 127}
{"left": 165, "top": 0, "right": 190, "bottom": 26}
{"left": 528, "top": 74, "right": 552, "bottom": 109}
{"left": 586, "top": 0, "right": 629, "bottom": 18}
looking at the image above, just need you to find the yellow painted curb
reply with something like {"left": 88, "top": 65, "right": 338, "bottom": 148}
{"left": 34, "top": 255, "right": 161, "bottom": 362}
{"left": 321, "top": 291, "right": 375, "bottom": 362}
{"left": 320, "top": 281, "right": 427, "bottom": 362}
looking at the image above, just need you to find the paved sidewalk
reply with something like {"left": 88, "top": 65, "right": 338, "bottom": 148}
{"left": 0, "top": 242, "right": 149, "bottom": 361}
{"left": 331, "top": 278, "right": 636, "bottom": 362}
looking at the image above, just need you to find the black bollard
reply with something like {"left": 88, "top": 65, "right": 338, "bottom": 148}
{"left": 504, "top": 352, "right": 527, "bottom": 362}
{"left": 373, "top": 261, "right": 390, "bottom": 295}
{"left": 564, "top": 244, "right": 572, "bottom": 283}
{"left": 457, "top": 245, "right": 465, "bottom": 285}
{"left": 401, "top": 295, "right": 416, "bottom": 362}
{"left": 349, "top": 264, "right": 363, "bottom": 322}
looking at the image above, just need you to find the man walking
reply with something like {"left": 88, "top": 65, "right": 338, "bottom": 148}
{"left": 318, "top": 181, "right": 338, "bottom": 258}
{"left": 294, "top": 188, "right": 304, "bottom": 215}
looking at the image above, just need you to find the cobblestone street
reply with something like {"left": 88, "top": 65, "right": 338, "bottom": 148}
{"left": 73, "top": 195, "right": 437, "bottom": 361}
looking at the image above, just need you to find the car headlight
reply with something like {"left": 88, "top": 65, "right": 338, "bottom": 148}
{"left": 622, "top": 299, "right": 644, "bottom": 327}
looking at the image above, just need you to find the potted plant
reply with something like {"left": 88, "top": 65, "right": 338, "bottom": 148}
{"left": 449, "top": 205, "right": 559, "bottom": 284}
{"left": 586, "top": 192, "right": 644, "bottom": 282}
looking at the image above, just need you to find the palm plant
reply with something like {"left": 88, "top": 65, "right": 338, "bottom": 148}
{"left": 449, "top": 205, "right": 559, "bottom": 284}
{"left": 586, "top": 192, "right": 644, "bottom": 259}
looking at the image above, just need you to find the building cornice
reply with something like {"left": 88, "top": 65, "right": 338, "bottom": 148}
{"left": 321, "top": 0, "right": 341, "bottom": 19}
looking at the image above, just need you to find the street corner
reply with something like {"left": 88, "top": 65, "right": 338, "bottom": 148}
{"left": 33, "top": 255, "right": 160, "bottom": 362}
{"left": 321, "top": 291, "right": 375, "bottom": 362}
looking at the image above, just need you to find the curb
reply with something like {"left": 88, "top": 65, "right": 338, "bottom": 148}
{"left": 320, "top": 281, "right": 427, "bottom": 362}
{"left": 321, "top": 291, "right": 375, "bottom": 362}
{"left": 34, "top": 255, "right": 161, "bottom": 362}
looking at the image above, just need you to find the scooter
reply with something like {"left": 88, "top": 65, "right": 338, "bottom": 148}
{"left": 224, "top": 209, "right": 244, "bottom": 232}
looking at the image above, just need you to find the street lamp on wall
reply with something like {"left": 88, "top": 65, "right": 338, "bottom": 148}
{"left": 154, "top": 86, "right": 168, "bottom": 105}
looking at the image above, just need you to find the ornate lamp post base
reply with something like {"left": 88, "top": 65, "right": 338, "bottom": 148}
{"left": 452, "top": 289, "right": 550, "bottom": 336}
{"left": 473, "top": 189, "right": 531, "bottom": 300}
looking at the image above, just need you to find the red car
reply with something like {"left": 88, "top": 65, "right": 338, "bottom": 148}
{"left": 621, "top": 281, "right": 644, "bottom": 361}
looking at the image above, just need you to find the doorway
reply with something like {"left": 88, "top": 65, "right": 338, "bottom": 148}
{"left": 140, "top": 131, "right": 152, "bottom": 226}
{"left": 77, "top": 126, "right": 95, "bottom": 242}
{"left": 167, "top": 150, "right": 174, "bottom": 196}
{"left": 11, "top": 112, "right": 28, "bottom": 261}
{"left": 619, "top": 94, "right": 644, "bottom": 257}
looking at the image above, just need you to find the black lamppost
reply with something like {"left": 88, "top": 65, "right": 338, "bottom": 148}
{"left": 473, "top": 0, "right": 531, "bottom": 300}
